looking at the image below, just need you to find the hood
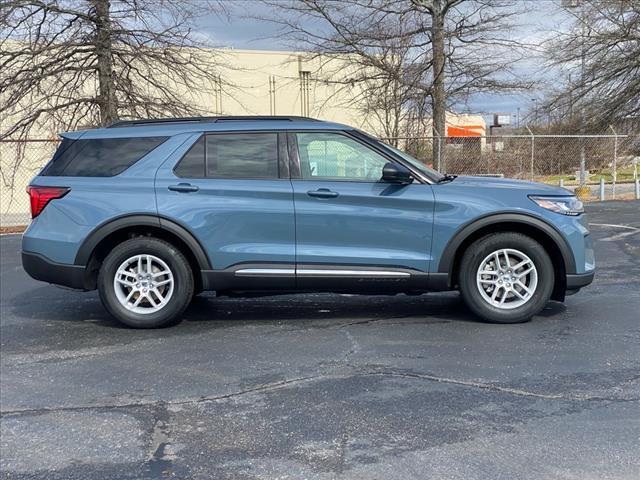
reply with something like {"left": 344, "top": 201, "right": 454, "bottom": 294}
{"left": 451, "top": 175, "right": 573, "bottom": 196}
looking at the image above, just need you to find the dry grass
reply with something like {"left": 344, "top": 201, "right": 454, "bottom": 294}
{"left": 0, "top": 225, "right": 26, "bottom": 234}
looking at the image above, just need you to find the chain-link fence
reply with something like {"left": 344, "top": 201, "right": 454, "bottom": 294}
{"left": 1, "top": 139, "right": 60, "bottom": 228}
{"left": 1, "top": 134, "right": 639, "bottom": 228}
{"left": 393, "top": 133, "right": 640, "bottom": 199}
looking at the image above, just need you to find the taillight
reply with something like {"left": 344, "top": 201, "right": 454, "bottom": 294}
{"left": 27, "top": 186, "right": 70, "bottom": 218}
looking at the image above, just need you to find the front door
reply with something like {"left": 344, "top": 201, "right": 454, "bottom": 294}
{"left": 290, "top": 131, "right": 435, "bottom": 291}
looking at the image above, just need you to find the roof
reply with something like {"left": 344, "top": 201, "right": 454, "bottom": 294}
{"left": 61, "top": 116, "right": 352, "bottom": 139}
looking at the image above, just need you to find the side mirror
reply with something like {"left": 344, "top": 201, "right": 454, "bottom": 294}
{"left": 382, "top": 162, "right": 413, "bottom": 184}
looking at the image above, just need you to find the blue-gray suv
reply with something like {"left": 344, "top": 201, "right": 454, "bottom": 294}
{"left": 22, "top": 116, "right": 595, "bottom": 328}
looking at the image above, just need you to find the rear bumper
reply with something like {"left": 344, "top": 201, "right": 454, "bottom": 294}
{"left": 566, "top": 270, "right": 595, "bottom": 290}
{"left": 22, "top": 251, "right": 88, "bottom": 290}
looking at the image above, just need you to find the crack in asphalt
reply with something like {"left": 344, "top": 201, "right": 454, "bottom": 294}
{"left": 1, "top": 316, "right": 452, "bottom": 367}
{"left": 261, "top": 315, "right": 453, "bottom": 336}
{"left": 145, "top": 405, "right": 179, "bottom": 478}
{"left": 2, "top": 368, "right": 638, "bottom": 417}
{"left": 366, "top": 370, "right": 640, "bottom": 402}
{"left": 341, "top": 329, "right": 361, "bottom": 363}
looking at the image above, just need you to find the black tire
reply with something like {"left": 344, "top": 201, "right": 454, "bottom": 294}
{"left": 98, "top": 237, "right": 194, "bottom": 328}
{"left": 458, "top": 232, "right": 554, "bottom": 324}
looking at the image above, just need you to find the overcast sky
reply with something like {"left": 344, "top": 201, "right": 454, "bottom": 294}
{"left": 196, "top": 0, "right": 574, "bottom": 122}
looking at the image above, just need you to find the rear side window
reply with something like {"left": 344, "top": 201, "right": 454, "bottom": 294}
{"left": 174, "top": 133, "right": 279, "bottom": 179}
{"left": 41, "top": 137, "right": 168, "bottom": 177}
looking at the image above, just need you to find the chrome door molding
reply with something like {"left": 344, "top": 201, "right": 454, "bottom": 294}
{"left": 234, "top": 268, "right": 295, "bottom": 277}
{"left": 233, "top": 266, "right": 413, "bottom": 278}
{"left": 297, "top": 269, "right": 410, "bottom": 277}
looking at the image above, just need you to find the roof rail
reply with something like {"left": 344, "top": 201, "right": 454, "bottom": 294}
{"left": 214, "top": 116, "right": 319, "bottom": 122}
{"left": 109, "top": 116, "right": 319, "bottom": 128}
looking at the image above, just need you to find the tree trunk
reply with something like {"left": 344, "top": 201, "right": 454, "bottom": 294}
{"left": 431, "top": 0, "right": 446, "bottom": 171}
{"left": 92, "top": 0, "right": 118, "bottom": 126}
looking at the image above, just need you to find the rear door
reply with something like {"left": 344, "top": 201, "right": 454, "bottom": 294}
{"left": 289, "top": 131, "right": 435, "bottom": 291}
{"left": 155, "top": 131, "right": 295, "bottom": 288}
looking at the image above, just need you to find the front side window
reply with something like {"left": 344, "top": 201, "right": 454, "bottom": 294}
{"left": 380, "top": 141, "right": 444, "bottom": 181}
{"left": 296, "top": 132, "right": 389, "bottom": 181}
{"left": 175, "top": 133, "right": 279, "bottom": 179}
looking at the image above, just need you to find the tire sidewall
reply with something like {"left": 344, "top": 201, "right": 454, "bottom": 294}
{"left": 459, "top": 233, "right": 554, "bottom": 323}
{"left": 98, "top": 238, "right": 193, "bottom": 328}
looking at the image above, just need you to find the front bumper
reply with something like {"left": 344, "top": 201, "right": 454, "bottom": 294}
{"left": 22, "top": 251, "right": 88, "bottom": 290}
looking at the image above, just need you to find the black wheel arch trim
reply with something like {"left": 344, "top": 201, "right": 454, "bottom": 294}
{"left": 566, "top": 270, "right": 595, "bottom": 289}
{"left": 437, "top": 212, "right": 577, "bottom": 276}
{"left": 23, "top": 251, "right": 89, "bottom": 290}
{"left": 74, "top": 213, "right": 212, "bottom": 269}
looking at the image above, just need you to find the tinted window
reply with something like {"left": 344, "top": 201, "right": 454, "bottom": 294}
{"left": 41, "top": 137, "right": 168, "bottom": 177}
{"left": 174, "top": 136, "right": 205, "bottom": 178}
{"left": 174, "top": 133, "right": 279, "bottom": 179}
{"left": 207, "top": 133, "right": 279, "bottom": 179}
{"left": 296, "top": 133, "right": 388, "bottom": 181}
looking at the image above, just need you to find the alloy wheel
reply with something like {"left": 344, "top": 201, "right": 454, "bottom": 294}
{"left": 113, "top": 254, "right": 174, "bottom": 314}
{"left": 476, "top": 248, "right": 538, "bottom": 310}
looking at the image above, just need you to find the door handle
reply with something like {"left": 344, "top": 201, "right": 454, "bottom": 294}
{"left": 307, "top": 188, "right": 339, "bottom": 199}
{"left": 168, "top": 183, "right": 199, "bottom": 193}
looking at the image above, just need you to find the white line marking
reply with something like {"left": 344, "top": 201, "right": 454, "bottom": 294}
{"left": 589, "top": 223, "right": 639, "bottom": 231}
{"left": 602, "top": 230, "right": 640, "bottom": 242}
{"left": 589, "top": 223, "right": 640, "bottom": 241}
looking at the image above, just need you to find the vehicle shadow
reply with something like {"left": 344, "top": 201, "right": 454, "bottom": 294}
{"left": 7, "top": 285, "right": 496, "bottom": 329}
{"left": 184, "top": 291, "right": 473, "bottom": 325}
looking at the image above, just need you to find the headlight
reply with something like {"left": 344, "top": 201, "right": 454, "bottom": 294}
{"left": 529, "top": 195, "right": 584, "bottom": 216}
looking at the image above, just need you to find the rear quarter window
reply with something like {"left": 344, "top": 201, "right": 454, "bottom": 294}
{"left": 41, "top": 136, "right": 168, "bottom": 177}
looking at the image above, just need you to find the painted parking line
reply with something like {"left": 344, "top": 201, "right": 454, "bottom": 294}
{"left": 589, "top": 223, "right": 640, "bottom": 242}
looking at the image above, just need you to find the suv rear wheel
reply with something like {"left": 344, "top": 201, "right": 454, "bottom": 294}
{"left": 458, "top": 232, "right": 554, "bottom": 323}
{"left": 98, "top": 237, "right": 194, "bottom": 328}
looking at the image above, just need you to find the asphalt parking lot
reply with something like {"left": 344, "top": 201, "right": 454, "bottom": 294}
{"left": 1, "top": 201, "right": 639, "bottom": 480}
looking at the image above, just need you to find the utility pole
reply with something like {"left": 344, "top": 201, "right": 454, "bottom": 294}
{"left": 430, "top": 0, "right": 447, "bottom": 172}
{"left": 564, "top": 0, "right": 587, "bottom": 186}
{"left": 578, "top": 16, "right": 587, "bottom": 186}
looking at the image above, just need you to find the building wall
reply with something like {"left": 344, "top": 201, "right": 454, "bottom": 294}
{"left": 179, "top": 49, "right": 379, "bottom": 131}
{"left": 0, "top": 47, "right": 485, "bottom": 223}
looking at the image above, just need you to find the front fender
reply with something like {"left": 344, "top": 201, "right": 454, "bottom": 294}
{"left": 436, "top": 212, "right": 577, "bottom": 276}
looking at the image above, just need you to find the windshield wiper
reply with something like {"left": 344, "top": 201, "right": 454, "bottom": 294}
{"left": 436, "top": 174, "right": 457, "bottom": 184}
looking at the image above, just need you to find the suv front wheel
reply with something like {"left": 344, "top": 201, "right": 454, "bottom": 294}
{"left": 98, "top": 237, "right": 194, "bottom": 328}
{"left": 459, "top": 232, "right": 554, "bottom": 323}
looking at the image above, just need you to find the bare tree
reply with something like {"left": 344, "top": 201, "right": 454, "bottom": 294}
{"left": 543, "top": 0, "right": 640, "bottom": 129}
{"left": 0, "top": 0, "right": 225, "bottom": 139}
{"left": 254, "top": 1, "right": 432, "bottom": 145}
{"left": 256, "top": 0, "right": 529, "bottom": 170}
